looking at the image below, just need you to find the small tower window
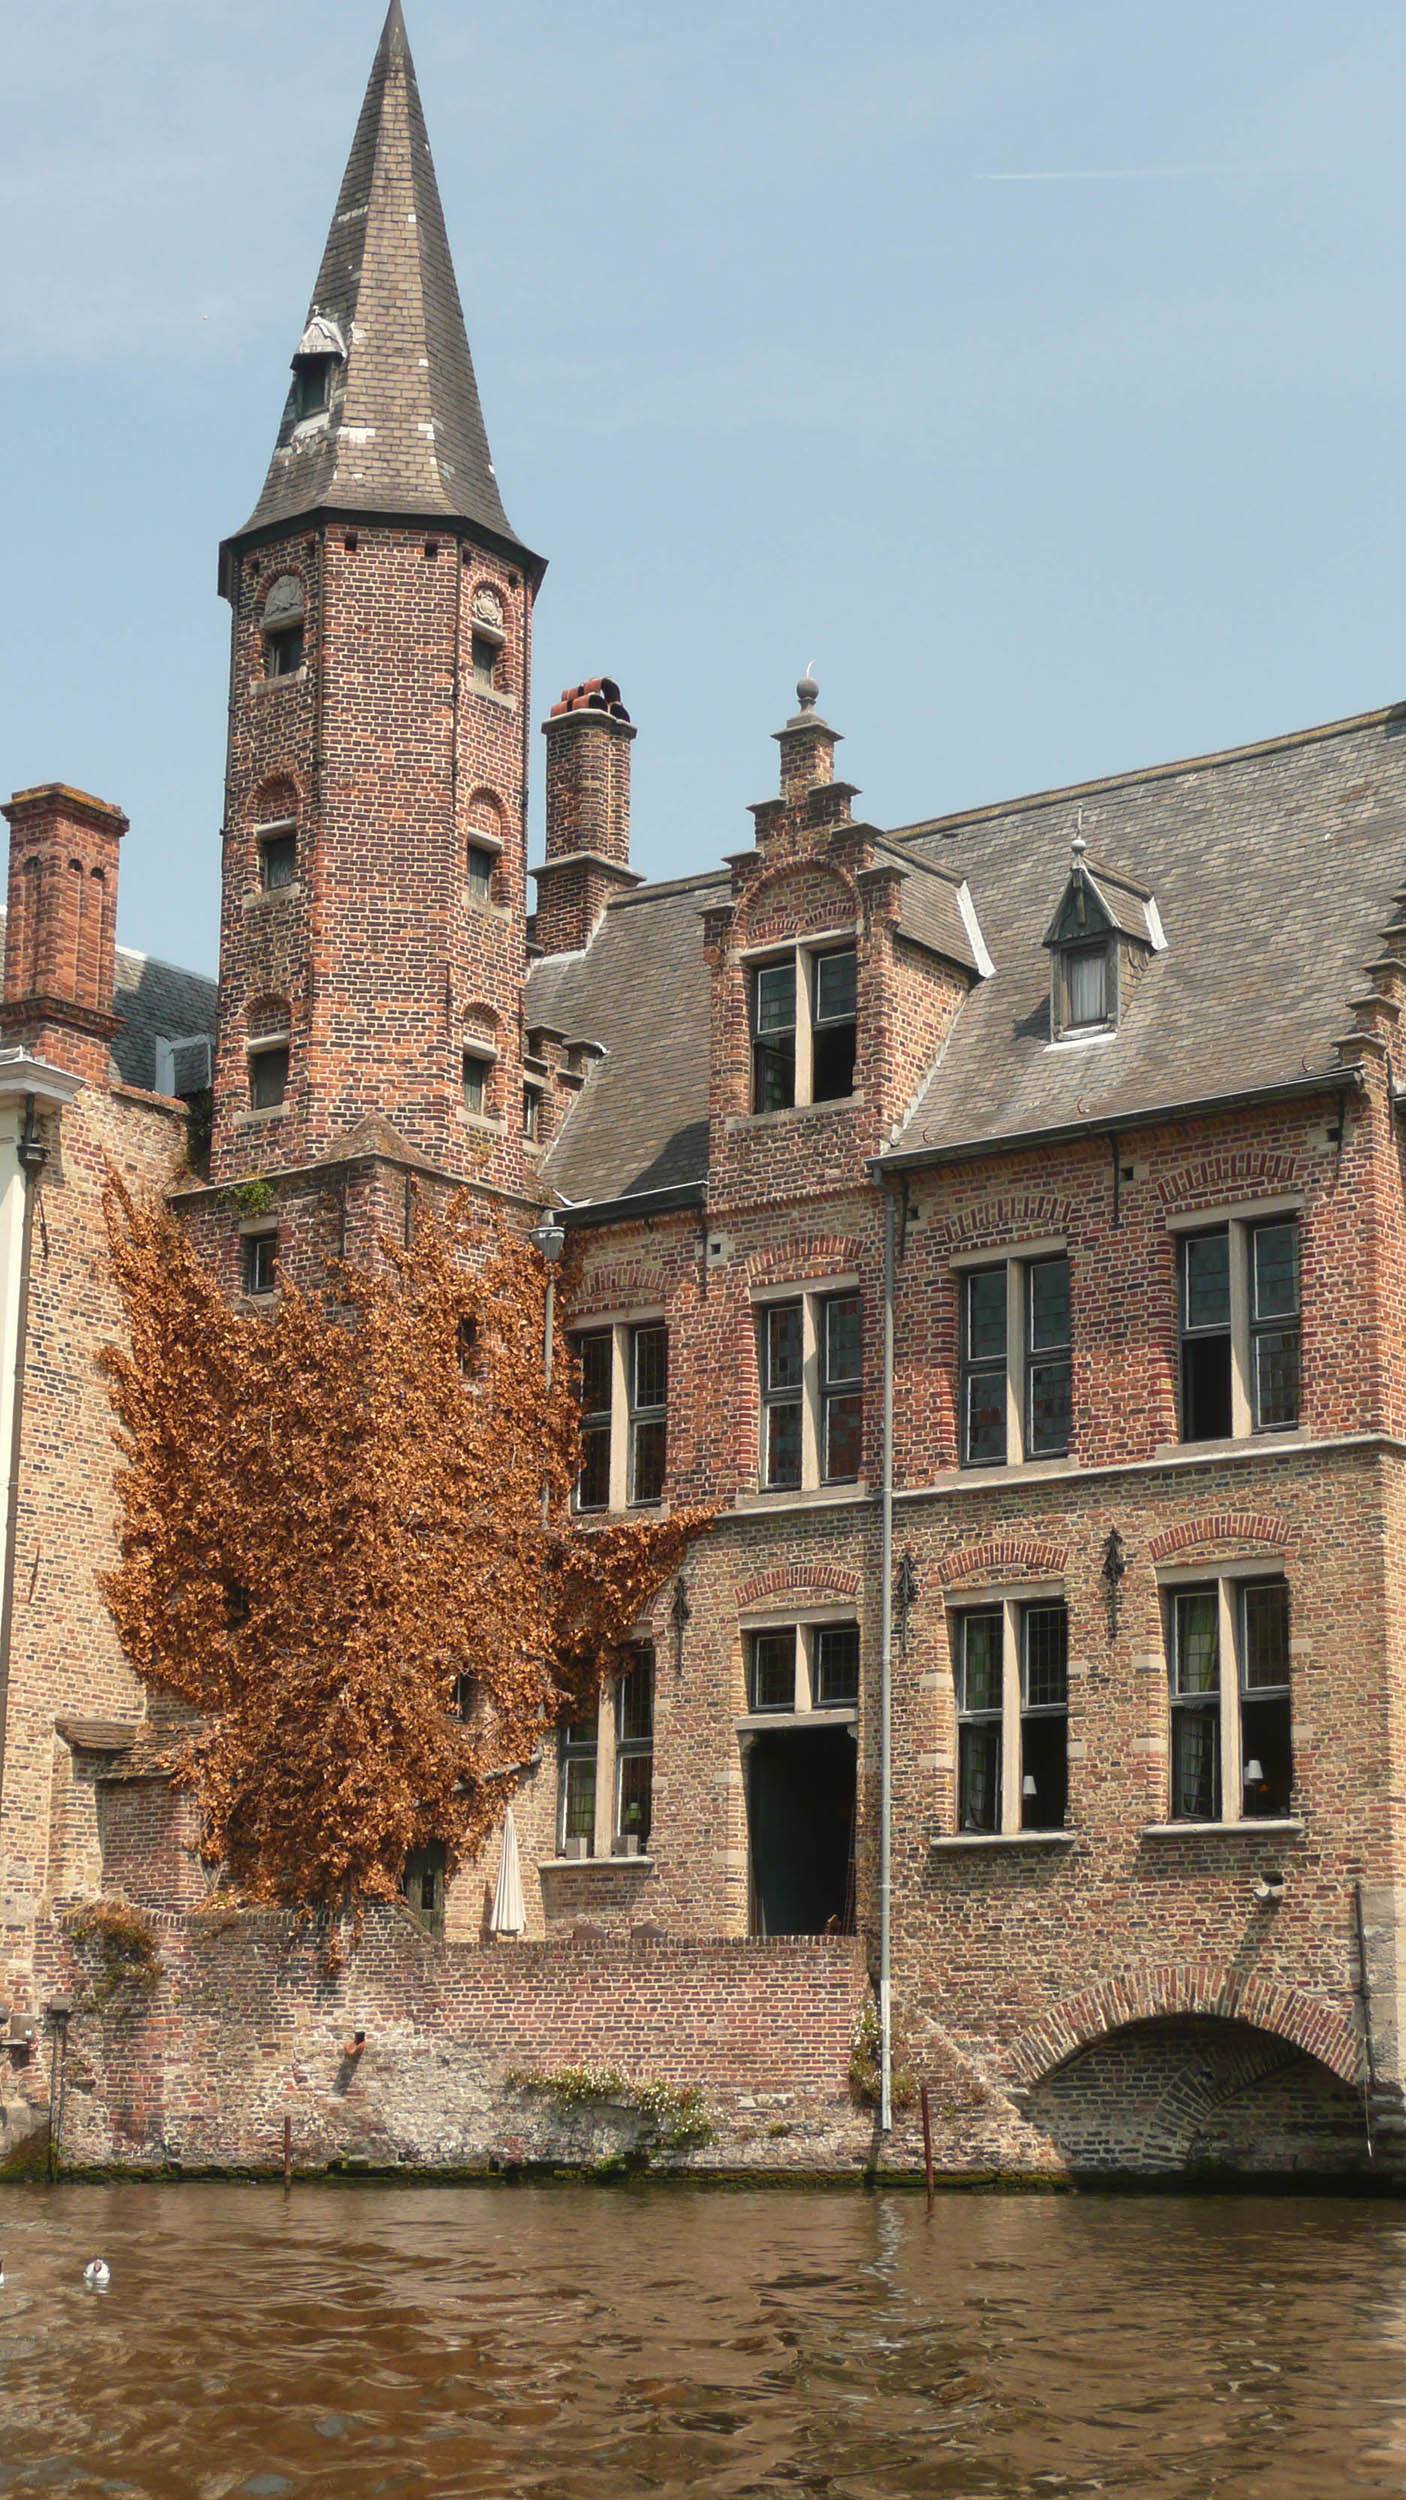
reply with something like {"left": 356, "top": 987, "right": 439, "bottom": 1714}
{"left": 249, "top": 1041, "right": 289, "bottom": 1111}
{"left": 522, "top": 1083, "right": 543, "bottom": 1141}
{"left": 471, "top": 634, "right": 499, "bottom": 690}
{"left": 292, "top": 359, "right": 333, "bottom": 421}
{"left": 466, "top": 843, "right": 495, "bottom": 905}
{"left": 258, "top": 828, "right": 297, "bottom": 892}
{"left": 462, "top": 1049, "right": 492, "bottom": 1118}
{"left": 261, "top": 576, "right": 305, "bottom": 681}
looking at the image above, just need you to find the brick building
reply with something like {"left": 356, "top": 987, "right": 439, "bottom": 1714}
{"left": 4, "top": 2, "right": 1406, "bottom": 2176}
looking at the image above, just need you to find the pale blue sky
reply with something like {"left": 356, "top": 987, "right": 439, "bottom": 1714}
{"left": 5, "top": 0, "right": 1406, "bottom": 973}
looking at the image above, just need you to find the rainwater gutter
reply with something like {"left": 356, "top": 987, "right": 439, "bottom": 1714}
{"left": 0, "top": 1092, "right": 53, "bottom": 1836}
{"left": 878, "top": 1179, "right": 897, "bottom": 2136}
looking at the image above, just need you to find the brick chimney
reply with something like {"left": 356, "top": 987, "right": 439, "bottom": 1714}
{"left": 533, "top": 679, "right": 641, "bottom": 955}
{"left": 0, "top": 785, "right": 125, "bottom": 1081}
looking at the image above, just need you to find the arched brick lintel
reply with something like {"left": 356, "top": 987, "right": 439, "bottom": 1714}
{"left": 939, "top": 1538, "right": 1068, "bottom": 1587}
{"left": 1006, "top": 1964, "right": 1361, "bottom": 2090}
{"left": 734, "top": 1566, "right": 862, "bottom": 1611}
{"left": 1148, "top": 1513, "right": 1291, "bottom": 1563}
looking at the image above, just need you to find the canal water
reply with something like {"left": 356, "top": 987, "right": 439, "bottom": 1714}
{"left": 2, "top": 2182, "right": 1406, "bottom": 2496}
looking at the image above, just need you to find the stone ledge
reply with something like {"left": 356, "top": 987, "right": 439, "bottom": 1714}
{"left": 1140, "top": 1818, "right": 1305, "bottom": 1838}
{"left": 538, "top": 1855, "right": 656, "bottom": 1874}
{"left": 928, "top": 1830, "right": 1075, "bottom": 1852}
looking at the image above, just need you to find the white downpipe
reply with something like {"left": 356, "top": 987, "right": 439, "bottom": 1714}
{"left": 879, "top": 1182, "right": 896, "bottom": 2136}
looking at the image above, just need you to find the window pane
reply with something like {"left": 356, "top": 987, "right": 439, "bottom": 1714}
{"left": 1183, "top": 1232, "right": 1230, "bottom": 1331}
{"left": 1252, "top": 1221, "right": 1299, "bottom": 1321}
{"left": 750, "top": 1630, "right": 796, "bottom": 1711}
{"left": 823, "top": 1390, "right": 862, "bottom": 1482}
{"left": 577, "top": 1331, "right": 612, "bottom": 1418}
{"left": 1021, "top": 1712, "right": 1067, "bottom": 1829}
{"left": 814, "top": 1623, "right": 859, "bottom": 1705}
{"left": 561, "top": 1755, "right": 596, "bottom": 1848}
{"left": 617, "top": 1749, "right": 653, "bottom": 1850}
{"left": 965, "top": 1268, "right": 1007, "bottom": 1362}
{"left": 754, "top": 961, "right": 796, "bottom": 1035}
{"left": 1021, "top": 1605, "right": 1068, "bottom": 1708}
{"left": 1173, "top": 1591, "right": 1219, "bottom": 1695}
{"left": 1242, "top": 1692, "right": 1293, "bottom": 1818}
{"left": 630, "top": 1415, "right": 666, "bottom": 1504}
{"left": 754, "top": 1035, "right": 797, "bottom": 1112}
{"left": 964, "top": 1371, "right": 1007, "bottom": 1467}
{"left": 1172, "top": 1706, "right": 1219, "bottom": 1821}
{"left": 764, "top": 1397, "right": 803, "bottom": 1489}
{"left": 1026, "top": 1357, "right": 1071, "bottom": 1458}
{"left": 631, "top": 1323, "right": 668, "bottom": 1412}
{"left": 261, "top": 833, "right": 296, "bottom": 890}
{"left": 1066, "top": 945, "right": 1107, "bottom": 1026}
{"left": 765, "top": 1303, "right": 804, "bottom": 1390}
{"left": 1242, "top": 1581, "right": 1289, "bottom": 1689}
{"left": 959, "top": 1611, "right": 1002, "bottom": 1713}
{"left": 617, "top": 1654, "right": 654, "bottom": 1742}
{"left": 1027, "top": 1256, "right": 1069, "bottom": 1352}
{"left": 249, "top": 1046, "right": 289, "bottom": 1109}
{"left": 467, "top": 844, "right": 494, "bottom": 902}
{"left": 578, "top": 1422, "right": 611, "bottom": 1511}
{"left": 1253, "top": 1326, "right": 1300, "bottom": 1432}
{"left": 959, "top": 1721, "right": 1001, "bottom": 1833}
{"left": 811, "top": 1021, "right": 856, "bottom": 1101}
{"left": 814, "top": 949, "right": 857, "bottom": 1023}
{"left": 462, "top": 1054, "right": 488, "bottom": 1116}
{"left": 1182, "top": 1335, "right": 1232, "bottom": 1441}
{"left": 823, "top": 1294, "right": 861, "bottom": 1385}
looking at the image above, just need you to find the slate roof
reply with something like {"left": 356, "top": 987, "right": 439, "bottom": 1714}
{"left": 888, "top": 704, "right": 1406, "bottom": 1164}
{"left": 0, "top": 906, "right": 218, "bottom": 1098}
{"left": 231, "top": 1, "right": 530, "bottom": 560}
{"left": 530, "top": 704, "right": 1406, "bottom": 1207}
{"left": 528, "top": 872, "right": 726, "bottom": 1206}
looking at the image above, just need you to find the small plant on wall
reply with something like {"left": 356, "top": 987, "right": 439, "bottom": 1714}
{"left": 63, "top": 1898, "right": 163, "bottom": 2004}
{"left": 100, "top": 1180, "right": 711, "bottom": 1918}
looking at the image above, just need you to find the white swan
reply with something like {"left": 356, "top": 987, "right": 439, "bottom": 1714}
{"left": 83, "top": 2259, "right": 109, "bottom": 2290}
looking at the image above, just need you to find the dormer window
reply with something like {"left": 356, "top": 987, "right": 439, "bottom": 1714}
{"left": 1044, "top": 835, "right": 1161, "bottom": 1042}
{"left": 1058, "top": 941, "right": 1110, "bottom": 1034}
{"left": 292, "top": 358, "right": 333, "bottom": 421}
{"left": 750, "top": 942, "right": 858, "bottom": 1113}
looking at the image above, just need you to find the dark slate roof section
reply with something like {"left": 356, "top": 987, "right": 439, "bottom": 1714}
{"left": 885, "top": 705, "right": 1406, "bottom": 1165}
{"left": 111, "top": 947, "right": 218, "bottom": 1095}
{"left": 526, "top": 871, "right": 728, "bottom": 1206}
{"left": 231, "top": 1, "right": 528, "bottom": 556}
{"left": 873, "top": 842, "right": 982, "bottom": 971}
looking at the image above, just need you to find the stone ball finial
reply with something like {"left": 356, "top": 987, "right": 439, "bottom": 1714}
{"left": 1071, "top": 829, "right": 1088, "bottom": 867}
{"left": 796, "top": 665, "right": 819, "bottom": 712}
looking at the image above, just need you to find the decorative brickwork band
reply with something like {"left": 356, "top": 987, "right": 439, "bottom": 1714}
{"left": 1006, "top": 1964, "right": 1361, "bottom": 2089}
{"left": 1157, "top": 1151, "right": 1303, "bottom": 1210}
{"left": 928, "top": 1194, "right": 1076, "bottom": 1254}
{"left": 734, "top": 1567, "right": 863, "bottom": 1611}
{"left": 939, "top": 1539, "right": 1069, "bottom": 1587}
{"left": 1149, "top": 1513, "right": 1292, "bottom": 1562}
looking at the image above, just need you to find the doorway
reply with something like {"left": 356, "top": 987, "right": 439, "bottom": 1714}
{"left": 747, "top": 1726, "right": 856, "bottom": 1936}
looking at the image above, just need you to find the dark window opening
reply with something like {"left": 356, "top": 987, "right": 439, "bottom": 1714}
{"left": 455, "top": 1315, "right": 479, "bottom": 1376}
{"left": 1026, "top": 1255, "right": 1071, "bottom": 1458}
{"left": 615, "top": 1650, "right": 654, "bottom": 1851}
{"left": 258, "top": 831, "right": 296, "bottom": 892}
{"left": 961, "top": 1268, "right": 1008, "bottom": 1466}
{"left": 628, "top": 1322, "right": 667, "bottom": 1505}
{"left": 1251, "top": 1218, "right": 1300, "bottom": 1431}
{"left": 748, "top": 1627, "right": 797, "bottom": 1714}
{"left": 811, "top": 947, "right": 858, "bottom": 1101}
{"left": 558, "top": 1710, "right": 598, "bottom": 1854}
{"left": 575, "top": 1329, "right": 612, "bottom": 1512}
{"left": 760, "top": 1300, "right": 803, "bottom": 1489}
{"left": 752, "top": 959, "right": 797, "bottom": 1112}
{"left": 1180, "top": 1230, "right": 1231, "bottom": 1441}
{"left": 956, "top": 1607, "right": 1003, "bottom": 1832}
{"left": 1020, "top": 1602, "right": 1068, "bottom": 1828}
{"left": 522, "top": 1084, "right": 542, "bottom": 1141}
{"left": 402, "top": 1841, "right": 446, "bottom": 1937}
{"left": 1241, "top": 1579, "right": 1292, "bottom": 1817}
{"left": 1170, "top": 1587, "right": 1220, "bottom": 1821}
{"left": 471, "top": 634, "right": 499, "bottom": 690}
{"left": 462, "top": 1051, "right": 491, "bottom": 1119}
{"left": 263, "top": 622, "right": 304, "bottom": 679}
{"left": 249, "top": 1043, "right": 289, "bottom": 1111}
{"left": 292, "top": 359, "right": 332, "bottom": 420}
{"left": 224, "top": 1580, "right": 251, "bottom": 1629}
{"left": 820, "top": 1290, "right": 861, "bottom": 1482}
{"left": 1061, "top": 942, "right": 1110, "bottom": 1031}
{"left": 747, "top": 1726, "right": 855, "bottom": 1935}
{"left": 466, "top": 843, "right": 495, "bottom": 905}
{"left": 242, "top": 1232, "right": 277, "bottom": 1297}
{"left": 814, "top": 1621, "right": 860, "bottom": 1707}
{"left": 452, "top": 1672, "right": 480, "bottom": 1724}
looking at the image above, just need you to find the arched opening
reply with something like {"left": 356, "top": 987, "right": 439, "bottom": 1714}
{"left": 1024, "top": 2014, "right": 1369, "bottom": 2180}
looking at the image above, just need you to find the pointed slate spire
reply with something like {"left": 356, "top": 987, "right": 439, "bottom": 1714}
{"left": 230, "top": 1, "right": 530, "bottom": 559}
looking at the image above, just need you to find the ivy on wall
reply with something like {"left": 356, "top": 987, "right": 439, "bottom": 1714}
{"left": 99, "top": 1181, "right": 710, "bottom": 1914}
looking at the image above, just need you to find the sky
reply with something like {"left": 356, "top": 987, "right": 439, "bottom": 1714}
{"left": 5, "top": 0, "right": 1406, "bottom": 974}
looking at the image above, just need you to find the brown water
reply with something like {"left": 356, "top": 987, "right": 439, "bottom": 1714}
{"left": 3, "top": 2184, "right": 1406, "bottom": 2498}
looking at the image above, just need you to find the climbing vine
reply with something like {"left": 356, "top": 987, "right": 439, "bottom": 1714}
{"left": 99, "top": 1180, "right": 710, "bottom": 1915}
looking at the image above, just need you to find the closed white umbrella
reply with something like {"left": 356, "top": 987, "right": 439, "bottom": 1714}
{"left": 491, "top": 1805, "right": 526, "bottom": 1938}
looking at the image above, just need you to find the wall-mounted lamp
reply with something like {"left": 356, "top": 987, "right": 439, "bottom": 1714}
{"left": 671, "top": 1574, "right": 691, "bottom": 1670}
{"left": 1254, "top": 1869, "right": 1285, "bottom": 1906}
{"left": 1101, "top": 1526, "right": 1126, "bottom": 1638}
{"left": 528, "top": 1214, "right": 566, "bottom": 1265}
{"left": 895, "top": 1552, "right": 920, "bottom": 1653}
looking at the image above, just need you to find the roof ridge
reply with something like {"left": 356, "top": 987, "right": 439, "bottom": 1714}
{"left": 890, "top": 701, "right": 1406, "bottom": 845}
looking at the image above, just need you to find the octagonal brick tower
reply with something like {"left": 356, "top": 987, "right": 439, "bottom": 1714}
{"left": 210, "top": 0, "right": 545, "bottom": 1198}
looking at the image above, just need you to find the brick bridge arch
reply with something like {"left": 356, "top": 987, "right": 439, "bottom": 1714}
{"left": 1006, "top": 1963, "right": 1361, "bottom": 2090}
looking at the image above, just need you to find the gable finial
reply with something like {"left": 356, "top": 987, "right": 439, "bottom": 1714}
{"left": 1071, "top": 806, "right": 1087, "bottom": 871}
{"left": 796, "top": 664, "right": 819, "bottom": 712}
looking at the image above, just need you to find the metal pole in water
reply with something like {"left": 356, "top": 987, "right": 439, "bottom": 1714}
{"left": 920, "top": 2083, "right": 934, "bottom": 2209}
{"left": 282, "top": 2114, "right": 292, "bottom": 2187}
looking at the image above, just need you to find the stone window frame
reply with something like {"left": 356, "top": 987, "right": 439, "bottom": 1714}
{"left": 1166, "top": 1196, "right": 1303, "bottom": 1446}
{"left": 554, "top": 1643, "right": 657, "bottom": 1861}
{"left": 742, "top": 927, "right": 860, "bottom": 1115}
{"left": 459, "top": 1038, "right": 500, "bottom": 1127}
{"left": 736, "top": 1608, "right": 861, "bottom": 1730}
{"left": 1151, "top": 1563, "right": 1298, "bottom": 1833}
{"left": 255, "top": 819, "right": 298, "bottom": 896}
{"left": 240, "top": 1227, "right": 278, "bottom": 1300}
{"left": 944, "top": 1586, "right": 1071, "bottom": 1840}
{"left": 948, "top": 1238, "right": 1070, "bottom": 1470}
{"left": 466, "top": 832, "right": 501, "bottom": 908}
{"left": 258, "top": 575, "right": 306, "bottom": 683}
{"left": 246, "top": 1016, "right": 291, "bottom": 1114}
{"left": 570, "top": 1311, "right": 669, "bottom": 1515}
{"left": 751, "top": 1276, "right": 862, "bottom": 1498}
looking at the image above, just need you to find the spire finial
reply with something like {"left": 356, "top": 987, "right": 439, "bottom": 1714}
{"left": 1071, "top": 807, "right": 1087, "bottom": 871}
{"left": 796, "top": 664, "right": 819, "bottom": 712}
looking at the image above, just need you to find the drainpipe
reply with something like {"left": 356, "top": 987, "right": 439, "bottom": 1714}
{"left": 879, "top": 1180, "right": 897, "bottom": 2135}
{"left": 0, "top": 1096, "right": 48, "bottom": 1831}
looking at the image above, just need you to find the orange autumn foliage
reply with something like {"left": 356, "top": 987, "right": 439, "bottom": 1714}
{"left": 99, "top": 1180, "right": 711, "bottom": 1913}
